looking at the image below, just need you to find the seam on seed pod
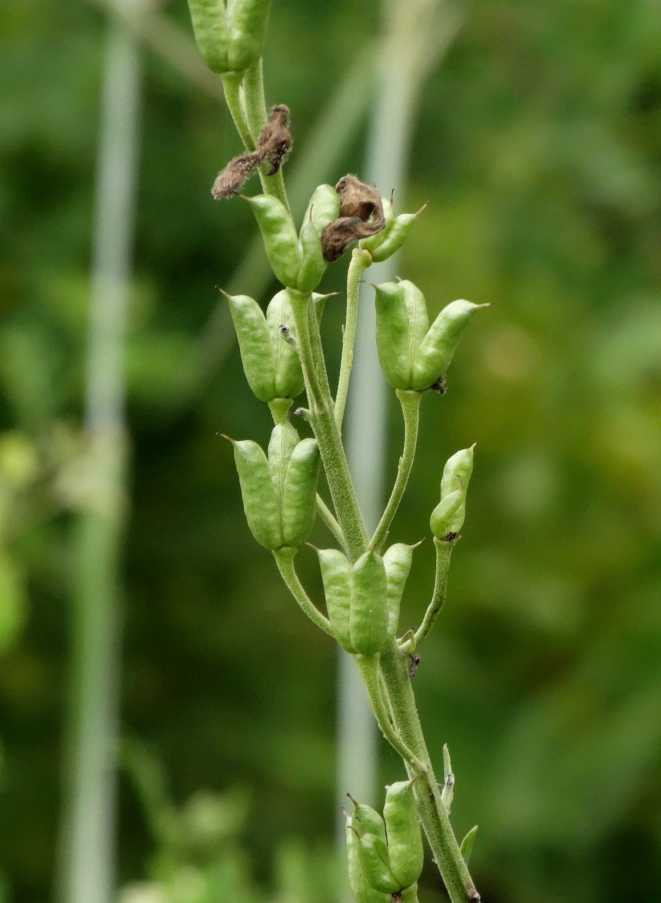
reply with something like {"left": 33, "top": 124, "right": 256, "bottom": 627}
{"left": 212, "top": 104, "right": 292, "bottom": 198}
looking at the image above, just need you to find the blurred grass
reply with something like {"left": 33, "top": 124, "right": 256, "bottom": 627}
{"left": 2, "top": 0, "right": 661, "bottom": 901}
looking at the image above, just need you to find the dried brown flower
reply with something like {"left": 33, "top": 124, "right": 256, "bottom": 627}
{"left": 211, "top": 104, "right": 292, "bottom": 200}
{"left": 320, "top": 174, "right": 386, "bottom": 261}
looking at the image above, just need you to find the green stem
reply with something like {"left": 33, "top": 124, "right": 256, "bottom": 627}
{"left": 335, "top": 248, "right": 372, "bottom": 434}
{"left": 220, "top": 71, "right": 255, "bottom": 150}
{"left": 379, "top": 642, "right": 480, "bottom": 903}
{"left": 316, "top": 494, "right": 347, "bottom": 551}
{"left": 273, "top": 546, "right": 334, "bottom": 638}
{"left": 411, "top": 538, "right": 455, "bottom": 647}
{"left": 370, "top": 389, "right": 422, "bottom": 552}
{"left": 286, "top": 289, "right": 369, "bottom": 562}
{"left": 241, "top": 58, "right": 290, "bottom": 211}
{"left": 354, "top": 654, "right": 424, "bottom": 773}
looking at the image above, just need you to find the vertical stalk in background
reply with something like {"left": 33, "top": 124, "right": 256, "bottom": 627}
{"left": 57, "top": 14, "right": 141, "bottom": 903}
{"left": 337, "top": 0, "right": 461, "bottom": 861}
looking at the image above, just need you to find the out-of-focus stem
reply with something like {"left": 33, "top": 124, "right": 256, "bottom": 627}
{"left": 57, "top": 14, "right": 140, "bottom": 903}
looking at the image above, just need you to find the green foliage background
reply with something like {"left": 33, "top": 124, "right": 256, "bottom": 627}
{"left": 2, "top": 0, "right": 661, "bottom": 900}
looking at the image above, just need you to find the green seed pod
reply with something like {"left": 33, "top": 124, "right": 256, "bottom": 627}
{"left": 232, "top": 439, "right": 282, "bottom": 550}
{"left": 186, "top": 0, "right": 229, "bottom": 74}
{"left": 226, "top": 0, "right": 272, "bottom": 73}
{"left": 351, "top": 801, "right": 387, "bottom": 849}
{"left": 265, "top": 290, "right": 304, "bottom": 398}
{"left": 350, "top": 551, "right": 389, "bottom": 656}
{"left": 296, "top": 216, "right": 327, "bottom": 293}
{"left": 370, "top": 212, "right": 418, "bottom": 263}
{"left": 318, "top": 549, "right": 354, "bottom": 653}
{"left": 246, "top": 195, "right": 301, "bottom": 287}
{"left": 359, "top": 195, "right": 395, "bottom": 253}
{"left": 357, "top": 831, "right": 401, "bottom": 895}
{"left": 437, "top": 446, "right": 474, "bottom": 536}
{"left": 383, "top": 780, "right": 424, "bottom": 890}
{"left": 429, "top": 489, "right": 462, "bottom": 540}
{"left": 303, "top": 184, "right": 341, "bottom": 233}
{"left": 228, "top": 293, "right": 276, "bottom": 402}
{"left": 345, "top": 814, "right": 391, "bottom": 903}
{"left": 281, "top": 437, "right": 320, "bottom": 545}
{"left": 383, "top": 543, "right": 413, "bottom": 641}
{"left": 267, "top": 422, "right": 300, "bottom": 503}
{"left": 399, "top": 884, "right": 420, "bottom": 903}
{"left": 374, "top": 281, "right": 429, "bottom": 390}
{"left": 410, "top": 299, "right": 486, "bottom": 391}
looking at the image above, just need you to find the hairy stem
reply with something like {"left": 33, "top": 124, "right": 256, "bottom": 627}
{"left": 316, "top": 494, "right": 347, "bottom": 551}
{"left": 355, "top": 653, "right": 425, "bottom": 773}
{"left": 370, "top": 389, "right": 422, "bottom": 552}
{"left": 379, "top": 642, "right": 479, "bottom": 903}
{"left": 220, "top": 71, "right": 255, "bottom": 150}
{"left": 241, "top": 58, "right": 290, "bottom": 211}
{"left": 335, "top": 248, "right": 372, "bottom": 434}
{"left": 286, "top": 289, "right": 369, "bottom": 562}
{"left": 273, "top": 546, "right": 334, "bottom": 638}
{"left": 411, "top": 537, "right": 455, "bottom": 647}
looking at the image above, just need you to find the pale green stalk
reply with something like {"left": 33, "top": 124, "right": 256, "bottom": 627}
{"left": 221, "top": 71, "right": 255, "bottom": 149}
{"left": 335, "top": 248, "right": 372, "bottom": 434}
{"left": 411, "top": 537, "right": 455, "bottom": 647}
{"left": 241, "top": 59, "right": 290, "bottom": 211}
{"left": 316, "top": 495, "right": 347, "bottom": 552}
{"left": 273, "top": 547, "right": 334, "bottom": 638}
{"left": 369, "top": 389, "right": 422, "bottom": 553}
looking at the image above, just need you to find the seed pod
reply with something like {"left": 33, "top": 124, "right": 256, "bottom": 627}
{"left": 187, "top": 0, "right": 229, "bottom": 74}
{"left": 373, "top": 280, "right": 428, "bottom": 390}
{"left": 370, "top": 212, "right": 420, "bottom": 263}
{"left": 281, "top": 437, "right": 320, "bottom": 545}
{"left": 351, "top": 801, "right": 387, "bottom": 849}
{"left": 227, "top": 293, "right": 276, "bottom": 401}
{"left": 245, "top": 194, "right": 301, "bottom": 287}
{"left": 226, "top": 0, "right": 272, "bottom": 73}
{"left": 357, "top": 831, "right": 401, "bottom": 895}
{"left": 265, "top": 290, "right": 304, "bottom": 399}
{"left": 267, "top": 422, "right": 300, "bottom": 503}
{"left": 318, "top": 549, "right": 354, "bottom": 653}
{"left": 383, "top": 543, "right": 413, "bottom": 641}
{"left": 296, "top": 216, "right": 327, "bottom": 292}
{"left": 398, "top": 884, "right": 420, "bottom": 903}
{"left": 304, "top": 184, "right": 341, "bottom": 233}
{"left": 350, "top": 551, "right": 389, "bottom": 656}
{"left": 410, "top": 299, "right": 486, "bottom": 391}
{"left": 437, "top": 446, "right": 474, "bottom": 536}
{"left": 232, "top": 438, "right": 282, "bottom": 550}
{"left": 429, "top": 489, "right": 462, "bottom": 540}
{"left": 345, "top": 813, "right": 391, "bottom": 903}
{"left": 383, "top": 780, "right": 424, "bottom": 890}
{"left": 360, "top": 195, "right": 395, "bottom": 253}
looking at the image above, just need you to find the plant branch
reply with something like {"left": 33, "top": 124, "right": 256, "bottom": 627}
{"left": 410, "top": 537, "right": 455, "bottom": 647}
{"left": 221, "top": 72, "right": 255, "bottom": 150}
{"left": 335, "top": 248, "right": 372, "bottom": 434}
{"left": 242, "top": 59, "right": 290, "bottom": 210}
{"left": 354, "top": 654, "right": 424, "bottom": 773}
{"left": 316, "top": 494, "right": 347, "bottom": 551}
{"left": 370, "top": 389, "right": 422, "bottom": 552}
{"left": 273, "top": 546, "right": 334, "bottom": 637}
{"left": 286, "top": 289, "right": 369, "bottom": 562}
{"left": 379, "top": 641, "right": 480, "bottom": 903}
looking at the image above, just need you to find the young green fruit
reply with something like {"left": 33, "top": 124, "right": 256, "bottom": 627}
{"left": 227, "top": 290, "right": 303, "bottom": 403}
{"left": 246, "top": 194, "right": 302, "bottom": 288}
{"left": 383, "top": 780, "right": 424, "bottom": 889}
{"left": 230, "top": 422, "right": 319, "bottom": 550}
{"left": 186, "top": 0, "right": 229, "bottom": 74}
{"left": 374, "top": 279, "right": 488, "bottom": 391}
{"left": 430, "top": 446, "right": 474, "bottom": 539}
{"left": 226, "top": 0, "right": 272, "bottom": 73}
{"left": 317, "top": 549, "right": 389, "bottom": 655}
{"left": 345, "top": 812, "right": 390, "bottom": 903}
{"left": 383, "top": 543, "right": 414, "bottom": 641}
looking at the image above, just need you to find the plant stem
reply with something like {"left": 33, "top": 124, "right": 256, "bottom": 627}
{"left": 411, "top": 538, "right": 455, "bottom": 647}
{"left": 316, "top": 495, "right": 347, "bottom": 551}
{"left": 273, "top": 546, "right": 334, "bottom": 638}
{"left": 241, "top": 58, "right": 290, "bottom": 211}
{"left": 286, "top": 289, "right": 368, "bottom": 562}
{"left": 379, "top": 642, "right": 480, "bottom": 903}
{"left": 355, "top": 654, "right": 424, "bottom": 773}
{"left": 221, "top": 71, "right": 255, "bottom": 150}
{"left": 335, "top": 248, "right": 372, "bottom": 434}
{"left": 370, "top": 389, "right": 422, "bottom": 552}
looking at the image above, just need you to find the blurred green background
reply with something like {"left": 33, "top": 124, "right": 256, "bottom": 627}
{"left": 2, "top": 0, "right": 661, "bottom": 901}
